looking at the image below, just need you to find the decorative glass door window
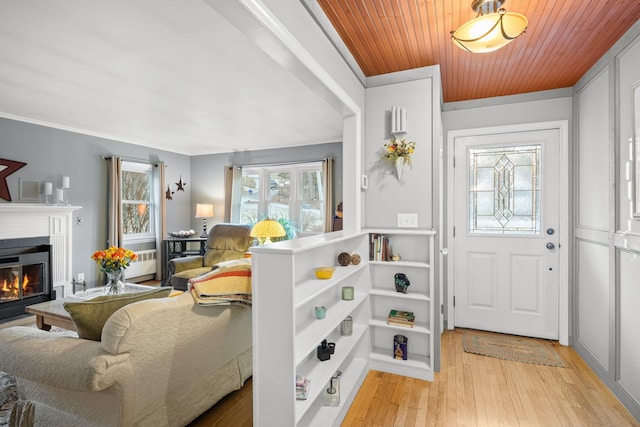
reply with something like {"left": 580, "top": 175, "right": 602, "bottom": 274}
{"left": 468, "top": 144, "right": 541, "bottom": 234}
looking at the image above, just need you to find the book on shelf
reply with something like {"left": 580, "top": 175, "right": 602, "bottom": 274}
{"left": 296, "top": 375, "right": 310, "bottom": 400}
{"left": 369, "top": 234, "right": 392, "bottom": 262}
{"left": 394, "top": 334, "right": 408, "bottom": 360}
{"left": 387, "top": 309, "right": 415, "bottom": 328}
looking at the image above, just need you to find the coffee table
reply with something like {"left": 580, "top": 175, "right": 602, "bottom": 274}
{"left": 25, "top": 284, "right": 155, "bottom": 331}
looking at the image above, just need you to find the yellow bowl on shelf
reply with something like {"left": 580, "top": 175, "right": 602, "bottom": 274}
{"left": 314, "top": 267, "right": 335, "bottom": 279}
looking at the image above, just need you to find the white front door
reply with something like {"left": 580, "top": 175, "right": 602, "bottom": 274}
{"left": 453, "top": 129, "right": 560, "bottom": 339}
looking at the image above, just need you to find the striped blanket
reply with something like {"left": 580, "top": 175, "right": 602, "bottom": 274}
{"left": 189, "top": 259, "right": 252, "bottom": 307}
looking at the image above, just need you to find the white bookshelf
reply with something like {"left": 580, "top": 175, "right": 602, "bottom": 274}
{"left": 252, "top": 231, "right": 371, "bottom": 427}
{"left": 252, "top": 229, "right": 437, "bottom": 426}
{"left": 366, "top": 228, "right": 436, "bottom": 381}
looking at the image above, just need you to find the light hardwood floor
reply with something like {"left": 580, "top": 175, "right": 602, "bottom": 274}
{"left": 3, "top": 310, "right": 637, "bottom": 426}
{"left": 191, "top": 329, "right": 640, "bottom": 426}
{"left": 343, "top": 329, "right": 639, "bottom": 426}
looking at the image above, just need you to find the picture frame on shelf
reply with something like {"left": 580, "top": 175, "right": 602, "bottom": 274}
{"left": 19, "top": 178, "right": 40, "bottom": 202}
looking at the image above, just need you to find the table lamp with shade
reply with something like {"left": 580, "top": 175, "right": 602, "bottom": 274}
{"left": 250, "top": 219, "right": 286, "bottom": 245}
{"left": 195, "top": 203, "right": 214, "bottom": 238}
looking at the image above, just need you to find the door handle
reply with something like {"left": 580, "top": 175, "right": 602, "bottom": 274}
{"left": 546, "top": 242, "right": 555, "bottom": 250}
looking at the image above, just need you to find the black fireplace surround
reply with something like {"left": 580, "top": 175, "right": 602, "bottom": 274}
{"left": 0, "top": 236, "right": 53, "bottom": 321}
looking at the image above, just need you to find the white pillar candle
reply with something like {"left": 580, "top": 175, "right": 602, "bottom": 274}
{"left": 55, "top": 188, "right": 64, "bottom": 203}
{"left": 44, "top": 182, "right": 53, "bottom": 195}
{"left": 62, "top": 176, "right": 70, "bottom": 188}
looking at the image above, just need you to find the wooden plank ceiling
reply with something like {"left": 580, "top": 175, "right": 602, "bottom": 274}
{"left": 317, "top": 0, "right": 640, "bottom": 102}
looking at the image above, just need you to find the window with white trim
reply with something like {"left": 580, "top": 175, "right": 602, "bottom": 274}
{"left": 237, "top": 162, "right": 325, "bottom": 235}
{"left": 121, "top": 161, "right": 156, "bottom": 242}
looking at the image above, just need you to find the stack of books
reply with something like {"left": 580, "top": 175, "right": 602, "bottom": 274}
{"left": 387, "top": 309, "right": 415, "bottom": 328}
{"left": 369, "top": 234, "right": 392, "bottom": 261}
{"left": 296, "top": 375, "right": 310, "bottom": 400}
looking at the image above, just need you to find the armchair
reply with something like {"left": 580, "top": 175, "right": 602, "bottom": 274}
{"left": 167, "top": 223, "right": 252, "bottom": 290}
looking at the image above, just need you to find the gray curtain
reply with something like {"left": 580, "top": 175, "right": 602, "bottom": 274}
{"left": 107, "top": 157, "right": 122, "bottom": 248}
{"left": 323, "top": 158, "right": 334, "bottom": 233}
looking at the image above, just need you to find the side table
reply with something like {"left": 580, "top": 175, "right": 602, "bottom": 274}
{"left": 162, "top": 237, "right": 207, "bottom": 280}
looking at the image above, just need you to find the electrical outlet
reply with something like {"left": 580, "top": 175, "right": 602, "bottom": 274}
{"left": 77, "top": 273, "right": 84, "bottom": 282}
{"left": 397, "top": 213, "right": 418, "bottom": 228}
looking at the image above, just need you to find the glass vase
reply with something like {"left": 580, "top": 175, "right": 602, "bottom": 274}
{"left": 105, "top": 269, "right": 125, "bottom": 295}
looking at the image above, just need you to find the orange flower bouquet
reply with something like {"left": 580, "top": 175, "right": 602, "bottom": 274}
{"left": 91, "top": 246, "right": 138, "bottom": 294}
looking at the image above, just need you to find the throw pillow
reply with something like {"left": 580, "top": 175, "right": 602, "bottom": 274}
{"left": 63, "top": 287, "right": 173, "bottom": 341}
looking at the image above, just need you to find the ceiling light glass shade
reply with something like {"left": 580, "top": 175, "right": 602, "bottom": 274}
{"left": 250, "top": 219, "right": 286, "bottom": 244}
{"left": 451, "top": 9, "right": 527, "bottom": 53}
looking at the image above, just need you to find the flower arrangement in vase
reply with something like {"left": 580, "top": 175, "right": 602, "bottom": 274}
{"left": 383, "top": 136, "right": 416, "bottom": 181}
{"left": 91, "top": 246, "right": 138, "bottom": 294}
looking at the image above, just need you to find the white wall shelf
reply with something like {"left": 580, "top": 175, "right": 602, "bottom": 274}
{"left": 252, "top": 229, "right": 437, "bottom": 426}
{"left": 369, "top": 260, "right": 431, "bottom": 269}
{"left": 295, "top": 293, "right": 367, "bottom": 366}
{"left": 369, "top": 318, "right": 431, "bottom": 335}
{"left": 367, "top": 229, "right": 435, "bottom": 382}
{"left": 295, "top": 325, "right": 368, "bottom": 423}
{"left": 369, "top": 288, "right": 430, "bottom": 302}
{"left": 369, "top": 347, "right": 431, "bottom": 380}
{"left": 294, "top": 263, "right": 367, "bottom": 307}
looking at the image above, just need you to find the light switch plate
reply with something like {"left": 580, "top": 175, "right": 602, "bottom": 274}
{"left": 397, "top": 213, "right": 418, "bottom": 228}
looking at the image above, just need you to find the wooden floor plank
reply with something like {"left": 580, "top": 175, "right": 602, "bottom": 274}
{"left": 188, "top": 328, "right": 639, "bottom": 426}
{"left": 341, "top": 329, "right": 640, "bottom": 427}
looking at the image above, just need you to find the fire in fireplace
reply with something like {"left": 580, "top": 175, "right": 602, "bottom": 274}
{"left": 0, "top": 236, "right": 52, "bottom": 321}
{"left": 0, "top": 258, "right": 45, "bottom": 302}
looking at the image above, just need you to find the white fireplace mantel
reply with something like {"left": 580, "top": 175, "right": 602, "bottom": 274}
{"left": 0, "top": 203, "right": 82, "bottom": 297}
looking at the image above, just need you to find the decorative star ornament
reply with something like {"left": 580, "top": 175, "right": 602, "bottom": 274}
{"left": 175, "top": 176, "right": 186, "bottom": 192}
{"left": 0, "top": 158, "right": 27, "bottom": 202}
{"left": 165, "top": 185, "right": 174, "bottom": 200}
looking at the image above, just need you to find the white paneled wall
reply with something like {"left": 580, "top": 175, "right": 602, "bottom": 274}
{"left": 573, "top": 19, "right": 640, "bottom": 421}
{"left": 577, "top": 69, "right": 610, "bottom": 230}
{"left": 615, "top": 27, "right": 640, "bottom": 418}
{"left": 575, "top": 68, "right": 612, "bottom": 374}
{"left": 575, "top": 66, "right": 612, "bottom": 379}
{"left": 576, "top": 240, "right": 609, "bottom": 368}
{"left": 619, "top": 250, "right": 640, "bottom": 402}
{"left": 618, "top": 37, "right": 640, "bottom": 234}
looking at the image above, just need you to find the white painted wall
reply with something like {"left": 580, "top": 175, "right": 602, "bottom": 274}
{"left": 576, "top": 240, "right": 610, "bottom": 368}
{"left": 574, "top": 68, "right": 612, "bottom": 373}
{"left": 573, "top": 18, "right": 640, "bottom": 420}
{"left": 615, "top": 28, "right": 640, "bottom": 419}
{"left": 619, "top": 250, "right": 640, "bottom": 402}
{"left": 443, "top": 92, "right": 573, "bottom": 132}
{"left": 577, "top": 70, "right": 611, "bottom": 230}
{"left": 364, "top": 74, "right": 434, "bottom": 229}
{"left": 619, "top": 37, "right": 640, "bottom": 234}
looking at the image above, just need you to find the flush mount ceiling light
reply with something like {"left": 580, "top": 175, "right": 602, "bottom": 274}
{"left": 451, "top": 0, "right": 528, "bottom": 53}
